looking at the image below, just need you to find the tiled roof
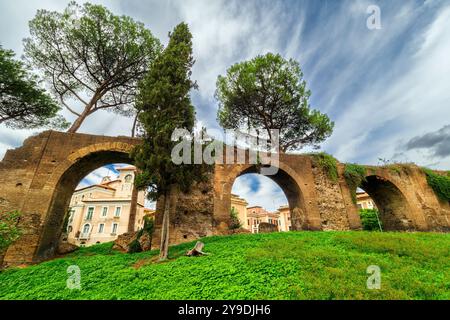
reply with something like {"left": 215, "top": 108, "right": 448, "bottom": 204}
{"left": 75, "top": 184, "right": 116, "bottom": 192}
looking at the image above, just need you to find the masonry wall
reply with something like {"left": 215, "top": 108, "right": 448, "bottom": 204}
{"left": 151, "top": 175, "right": 215, "bottom": 248}
{"left": 1, "top": 131, "right": 449, "bottom": 267}
{"left": 0, "top": 131, "right": 139, "bottom": 266}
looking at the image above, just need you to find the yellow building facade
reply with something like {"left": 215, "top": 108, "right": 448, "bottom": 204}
{"left": 231, "top": 194, "right": 292, "bottom": 233}
{"left": 66, "top": 166, "right": 152, "bottom": 246}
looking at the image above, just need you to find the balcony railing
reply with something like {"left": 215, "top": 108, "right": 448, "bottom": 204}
{"left": 79, "top": 232, "right": 91, "bottom": 240}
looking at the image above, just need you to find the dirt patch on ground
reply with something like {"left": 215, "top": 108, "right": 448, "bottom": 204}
{"left": 132, "top": 255, "right": 164, "bottom": 269}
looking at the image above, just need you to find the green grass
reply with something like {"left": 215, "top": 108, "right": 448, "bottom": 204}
{"left": 0, "top": 232, "right": 449, "bottom": 300}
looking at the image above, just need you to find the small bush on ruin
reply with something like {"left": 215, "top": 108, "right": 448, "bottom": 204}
{"left": 0, "top": 211, "right": 22, "bottom": 252}
{"left": 422, "top": 168, "right": 450, "bottom": 202}
{"left": 310, "top": 152, "right": 339, "bottom": 183}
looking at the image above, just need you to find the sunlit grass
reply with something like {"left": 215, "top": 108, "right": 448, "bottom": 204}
{"left": 0, "top": 231, "right": 448, "bottom": 300}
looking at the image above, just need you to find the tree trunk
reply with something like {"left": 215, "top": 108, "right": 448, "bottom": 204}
{"left": 159, "top": 189, "right": 171, "bottom": 260}
{"left": 67, "top": 91, "right": 103, "bottom": 133}
{"left": 131, "top": 112, "right": 140, "bottom": 138}
{"left": 67, "top": 106, "right": 91, "bottom": 133}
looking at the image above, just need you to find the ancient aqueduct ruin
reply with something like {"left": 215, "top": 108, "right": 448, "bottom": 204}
{"left": 0, "top": 130, "right": 449, "bottom": 266}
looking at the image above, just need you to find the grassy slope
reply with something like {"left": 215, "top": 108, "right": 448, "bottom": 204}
{"left": 0, "top": 231, "right": 449, "bottom": 300}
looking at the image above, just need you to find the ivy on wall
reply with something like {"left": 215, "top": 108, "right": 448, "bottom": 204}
{"left": 344, "top": 163, "right": 367, "bottom": 204}
{"left": 422, "top": 168, "right": 450, "bottom": 202}
{"left": 310, "top": 152, "right": 339, "bottom": 183}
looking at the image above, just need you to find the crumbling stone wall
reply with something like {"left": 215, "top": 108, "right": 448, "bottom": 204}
{"left": 151, "top": 175, "right": 216, "bottom": 248}
{"left": 311, "top": 163, "right": 352, "bottom": 231}
{"left": 0, "top": 131, "right": 139, "bottom": 266}
{"left": 0, "top": 131, "right": 449, "bottom": 266}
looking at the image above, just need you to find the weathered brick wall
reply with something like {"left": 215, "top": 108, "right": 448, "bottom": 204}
{"left": 0, "top": 131, "right": 449, "bottom": 267}
{"left": 310, "top": 163, "right": 352, "bottom": 231}
{"left": 151, "top": 175, "right": 216, "bottom": 248}
{"left": 0, "top": 131, "right": 139, "bottom": 266}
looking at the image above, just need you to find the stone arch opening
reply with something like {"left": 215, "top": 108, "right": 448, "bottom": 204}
{"left": 36, "top": 150, "right": 133, "bottom": 260}
{"left": 232, "top": 173, "right": 289, "bottom": 233}
{"left": 359, "top": 175, "right": 416, "bottom": 231}
{"left": 228, "top": 164, "right": 309, "bottom": 232}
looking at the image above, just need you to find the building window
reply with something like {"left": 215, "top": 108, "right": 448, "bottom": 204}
{"left": 124, "top": 174, "right": 133, "bottom": 183}
{"left": 101, "top": 207, "right": 108, "bottom": 217}
{"left": 67, "top": 226, "right": 73, "bottom": 233}
{"left": 98, "top": 223, "right": 104, "bottom": 233}
{"left": 247, "top": 219, "right": 250, "bottom": 226}
{"left": 86, "top": 207, "right": 94, "bottom": 220}
{"left": 111, "top": 223, "right": 118, "bottom": 235}
{"left": 82, "top": 224, "right": 90, "bottom": 234}
{"left": 68, "top": 209, "right": 75, "bottom": 223}
{"left": 114, "top": 207, "right": 121, "bottom": 217}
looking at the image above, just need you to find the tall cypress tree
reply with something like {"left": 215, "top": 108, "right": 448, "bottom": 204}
{"left": 132, "top": 23, "right": 205, "bottom": 260}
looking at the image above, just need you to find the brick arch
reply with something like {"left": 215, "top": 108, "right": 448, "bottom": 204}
{"left": 0, "top": 131, "right": 141, "bottom": 266}
{"left": 1, "top": 131, "right": 448, "bottom": 267}
{"left": 43, "top": 142, "right": 135, "bottom": 192}
{"left": 36, "top": 144, "right": 135, "bottom": 260}
{"left": 220, "top": 160, "right": 319, "bottom": 231}
{"left": 359, "top": 174, "right": 417, "bottom": 231}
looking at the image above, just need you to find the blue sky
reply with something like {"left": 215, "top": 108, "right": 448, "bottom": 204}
{"left": 1, "top": 0, "right": 450, "bottom": 210}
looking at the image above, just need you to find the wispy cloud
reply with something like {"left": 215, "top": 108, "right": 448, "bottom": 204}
{"left": 232, "top": 174, "right": 288, "bottom": 212}
{"left": 1, "top": 0, "right": 450, "bottom": 207}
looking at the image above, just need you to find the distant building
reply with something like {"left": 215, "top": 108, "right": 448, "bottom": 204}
{"left": 230, "top": 194, "right": 293, "bottom": 233}
{"left": 230, "top": 191, "right": 376, "bottom": 233}
{"left": 356, "top": 191, "right": 377, "bottom": 210}
{"left": 277, "top": 205, "right": 292, "bottom": 231}
{"left": 66, "top": 166, "right": 154, "bottom": 246}
{"left": 230, "top": 194, "right": 248, "bottom": 229}
{"left": 247, "top": 206, "right": 282, "bottom": 233}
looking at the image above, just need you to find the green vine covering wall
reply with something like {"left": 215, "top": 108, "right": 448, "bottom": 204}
{"left": 310, "top": 152, "right": 339, "bottom": 183}
{"left": 423, "top": 168, "right": 450, "bottom": 202}
{"left": 344, "top": 163, "right": 367, "bottom": 204}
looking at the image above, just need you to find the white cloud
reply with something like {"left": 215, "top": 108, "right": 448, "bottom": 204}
{"left": 323, "top": 5, "right": 450, "bottom": 169}
{"left": 231, "top": 174, "right": 288, "bottom": 212}
{"left": 1, "top": 0, "right": 450, "bottom": 204}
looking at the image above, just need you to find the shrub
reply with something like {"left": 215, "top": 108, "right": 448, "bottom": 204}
{"left": 423, "top": 168, "right": 450, "bottom": 202}
{"left": 143, "top": 216, "right": 154, "bottom": 235}
{"left": 310, "top": 152, "right": 339, "bottom": 183}
{"left": 0, "top": 211, "right": 22, "bottom": 252}
{"left": 132, "top": 216, "right": 154, "bottom": 253}
{"left": 128, "top": 239, "right": 143, "bottom": 253}
{"left": 229, "top": 207, "right": 242, "bottom": 230}
{"left": 344, "top": 164, "right": 367, "bottom": 203}
{"left": 359, "top": 209, "right": 382, "bottom": 231}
